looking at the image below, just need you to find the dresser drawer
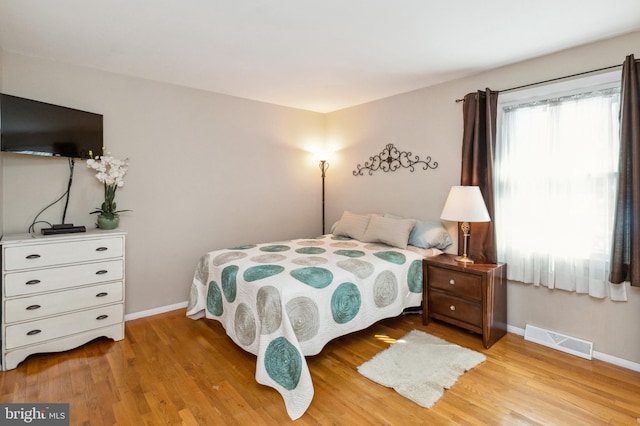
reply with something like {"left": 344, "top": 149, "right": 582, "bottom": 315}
{"left": 5, "top": 303, "right": 124, "bottom": 349}
{"left": 429, "top": 290, "right": 482, "bottom": 327}
{"left": 3, "top": 260, "right": 123, "bottom": 297}
{"left": 3, "top": 236, "right": 124, "bottom": 271}
{"left": 4, "top": 281, "right": 123, "bottom": 323}
{"left": 427, "top": 266, "right": 482, "bottom": 301}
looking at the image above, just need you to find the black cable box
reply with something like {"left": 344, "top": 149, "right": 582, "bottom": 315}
{"left": 41, "top": 225, "right": 87, "bottom": 235}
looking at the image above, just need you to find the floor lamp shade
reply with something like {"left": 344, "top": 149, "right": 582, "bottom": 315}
{"left": 440, "top": 186, "right": 490, "bottom": 263}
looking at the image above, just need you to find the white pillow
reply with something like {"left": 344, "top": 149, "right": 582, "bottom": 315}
{"left": 333, "top": 211, "right": 371, "bottom": 240}
{"left": 384, "top": 214, "right": 452, "bottom": 249}
{"left": 361, "top": 214, "right": 416, "bottom": 249}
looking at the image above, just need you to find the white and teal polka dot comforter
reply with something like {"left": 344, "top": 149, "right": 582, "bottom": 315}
{"left": 186, "top": 234, "right": 424, "bottom": 420}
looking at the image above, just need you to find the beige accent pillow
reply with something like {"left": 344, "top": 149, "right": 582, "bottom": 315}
{"left": 361, "top": 214, "right": 416, "bottom": 249}
{"left": 333, "top": 211, "right": 371, "bottom": 240}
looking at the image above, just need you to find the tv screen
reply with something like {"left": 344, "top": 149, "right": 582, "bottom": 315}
{"left": 0, "top": 93, "right": 103, "bottom": 159}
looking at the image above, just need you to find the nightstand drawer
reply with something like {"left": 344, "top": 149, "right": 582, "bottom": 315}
{"left": 429, "top": 290, "right": 482, "bottom": 327}
{"left": 427, "top": 266, "right": 482, "bottom": 301}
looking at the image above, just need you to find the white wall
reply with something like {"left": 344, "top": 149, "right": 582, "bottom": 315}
{"left": 1, "top": 52, "right": 326, "bottom": 313}
{"left": 326, "top": 31, "right": 640, "bottom": 365}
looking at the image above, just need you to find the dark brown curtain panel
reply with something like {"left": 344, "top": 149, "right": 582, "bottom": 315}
{"left": 460, "top": 89, "right": 498, "bottom": 264}
{"left": 610, "top": 54, "right": 640, "bottom": 287}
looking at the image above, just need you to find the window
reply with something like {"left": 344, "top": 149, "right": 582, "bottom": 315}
{"left": 494, "top": 71, "right": 627, "bottom": 300}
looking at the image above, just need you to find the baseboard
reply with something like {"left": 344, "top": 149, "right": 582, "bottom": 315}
{"left": 124, "top": 301, "right": 188, "bottom": 321}
{"left": 507, "top": 324, "right": 640, "bottom": 372}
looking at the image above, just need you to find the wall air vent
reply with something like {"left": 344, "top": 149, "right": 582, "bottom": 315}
{"left": 524, "top": 324, "right": 593, "bottom": 360}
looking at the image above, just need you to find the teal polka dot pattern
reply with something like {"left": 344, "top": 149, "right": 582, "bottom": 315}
{"left": 206, "top": 281, "right": 223, "bottom": 316}
{"left": 331, "top": 282, "right": 361, "bottom": 324}
{"left": 221, "top": 265, "right": 238, "bottom": 302}
{"left": 334, "top": 249, "right": 365, "bottom": 258}
{"left": 230, "top": 244, "right": 257, "bottom": 250}
{"left": 374, "top": 251, "right": 407, "bottom": 265}
{"left": 260, "top": 245, "right": 291, "bottom": 252}
{"left": 295, "top": 247, "right": 326, "bottom": 255}
{"left": 290, "top": 267, "right": 333, "bottom": 288}
{"left": 234, "top": 303, "right": 256, "bottom": 346}
{"left": 244, "top": 265, "right": 285, "bottom": 282}
{"left": 264, "top": 337, "right": 302, "bottom": 391}
{"left": 331, "top": 235, "right": 352, "bottom": 240}
{"left": 407, "top": 259, "right": 422, "bottom": 293}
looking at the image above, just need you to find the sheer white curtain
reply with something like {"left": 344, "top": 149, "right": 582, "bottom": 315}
{"left": 495, "top": 78, "right": 627, "bottom": 301}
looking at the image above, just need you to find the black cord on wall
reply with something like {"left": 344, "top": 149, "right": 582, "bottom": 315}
{"left": 28, "top": 157, "right": 76, "bottom": 234}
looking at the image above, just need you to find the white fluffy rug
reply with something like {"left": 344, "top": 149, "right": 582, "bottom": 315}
{"left": 357, "top": 330, "right": 486, "bottom": 408}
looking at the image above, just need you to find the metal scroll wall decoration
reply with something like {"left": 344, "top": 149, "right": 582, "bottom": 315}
{"left": 352, "top": 143, "right": 438, "bottom": 176}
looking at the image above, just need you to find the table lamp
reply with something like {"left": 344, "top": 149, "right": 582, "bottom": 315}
{"left": 440, "top": 186, "right": 491, "bottom": 264}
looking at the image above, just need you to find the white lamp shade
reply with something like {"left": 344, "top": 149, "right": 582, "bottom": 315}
{"left": 440, "top": 186, "right": 491, "bottom": 222}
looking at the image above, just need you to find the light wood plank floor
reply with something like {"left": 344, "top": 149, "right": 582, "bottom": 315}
{"left": 1, "top": 309, "right": 639, "bottom": 425}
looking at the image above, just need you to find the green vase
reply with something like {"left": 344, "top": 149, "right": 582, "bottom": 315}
{"left": 97, "top": 214, "right": 120, "bottom": 230}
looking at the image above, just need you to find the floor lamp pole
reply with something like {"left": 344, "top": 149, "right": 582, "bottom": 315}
{"left": 320, "top": 160, "right": 329, "bottom": 234}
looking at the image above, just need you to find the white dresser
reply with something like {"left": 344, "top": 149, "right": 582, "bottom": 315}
{"left": 1, "top": 230, "right": 126, "bottom": 370}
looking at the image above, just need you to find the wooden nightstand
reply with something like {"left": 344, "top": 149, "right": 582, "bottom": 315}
{"left": 422, "top": 253, "right": 507, "bottom": 348}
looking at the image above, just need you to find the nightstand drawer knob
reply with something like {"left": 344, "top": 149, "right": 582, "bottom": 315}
{"left": 26, "top": 329, "right": 41, "bottom": 336}
{"left": 449, "top": 279, "right": 455, "bottom": 285}
{"left": 26, "top": 305, "right": 41, "bottom": 311}
{"left": 26, "top": 254, "right": 41, "bottom": 260}
{"left": 450, "top": 305, "right": 456, "bottom": 311}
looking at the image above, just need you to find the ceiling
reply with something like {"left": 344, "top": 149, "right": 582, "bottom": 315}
{"left": 1, "top": 1, "right": 639, "bottom": 113}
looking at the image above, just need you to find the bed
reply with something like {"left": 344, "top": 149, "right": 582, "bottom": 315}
{"left": 186, "top": 212, "right": 451, "bottom": 419}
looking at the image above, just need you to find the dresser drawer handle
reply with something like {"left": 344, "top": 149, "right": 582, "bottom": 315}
{"left": 26, "top": 329, "right": 42, "bottom": 336}
{"left": 96, "top": 292, "right": 108, "bottom": 297}
{"left": 449, "top": 279, "right": 455, "bottom": 285}
{"left": 96, "top": 314, "right": 109, "bottom": 320}
{"left": 450, "top": 305, "right": 456, "bottom": 311}
{"left": 96, "top": 247, "right": 109, "bottom": 252}
{"left": 25, "top": 254, "right": 41, "bottom": 260}
{"left": 96, "top": 270, "right": 109, "bottom": 275}
{"left": 25, "top": 279, "right": 41, "bottom": 285}
{"left": 26, "top": 304, "right": 41, "bottom": 310}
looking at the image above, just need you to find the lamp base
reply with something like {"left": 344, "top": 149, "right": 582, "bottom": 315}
{"left": 454, "top": 255, "right": 474, "bottom": 264}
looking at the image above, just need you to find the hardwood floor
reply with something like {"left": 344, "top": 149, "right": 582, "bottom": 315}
{"left": 1, "top": 309, "right": 639, "bottom": 425}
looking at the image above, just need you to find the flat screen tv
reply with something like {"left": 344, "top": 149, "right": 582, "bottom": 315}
{"left": 0, "top": 93, "right": 103, "bottom": 159}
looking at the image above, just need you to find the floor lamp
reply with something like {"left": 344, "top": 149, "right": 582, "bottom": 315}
{"left": 440, "top": 186, "right": 491, "bottom": 264}
{"left": 319, "top": 160, "right": 329, "bottom": 234}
